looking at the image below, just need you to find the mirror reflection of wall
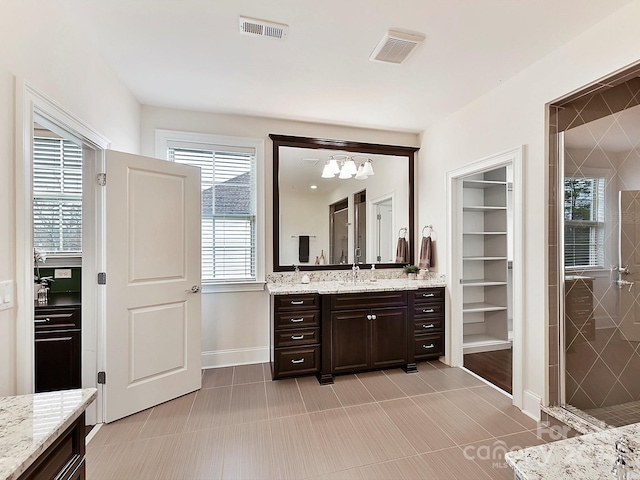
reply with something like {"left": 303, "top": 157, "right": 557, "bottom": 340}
{"left": 277, "top": 145, "right": 409, "bottom": 267}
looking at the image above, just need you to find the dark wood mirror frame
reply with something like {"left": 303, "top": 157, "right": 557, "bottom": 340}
{"left": 270, "top": 134, "right": 418, "bottom": 272}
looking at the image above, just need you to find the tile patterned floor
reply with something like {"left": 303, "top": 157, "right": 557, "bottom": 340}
{"left": 585, "top": 399, "right": 640, "bottom": 427}
{"left": 87, "top": 362, "right": 554, "bottom": 479}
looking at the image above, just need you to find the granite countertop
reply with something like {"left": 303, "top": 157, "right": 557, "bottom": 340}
{"left": 267, "top": 277, "right": 447, "bottom": 295}
{"left": 505, "top": 422, "right": 640, "bottom": 479}
{"left": 0, "top": 388, "right": 97, "bottom": 480}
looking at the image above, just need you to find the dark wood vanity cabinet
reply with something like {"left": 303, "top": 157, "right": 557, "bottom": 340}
{"left": 34, "top": 305, "right": 82, "bottom": 393}
{"left": 411, "top": 288, "right": 445, "bottom": 361}
{"left": 270, "top": 294, "right": 321, "bottom": 379}
{"left": 330, "top": 292, "right": 408, "bottom": 374}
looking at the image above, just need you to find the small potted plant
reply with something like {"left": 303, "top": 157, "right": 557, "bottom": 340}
{"left": 34, "top": 248, "right": 53, "bottom": 301}
{"left": 403, "top": 264, "right": 420, "bottom": 280}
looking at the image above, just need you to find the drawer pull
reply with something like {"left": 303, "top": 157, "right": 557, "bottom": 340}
{"left": 422, "top": 293, "right": 435, "bottom": 298}
{"left": 35, "top": 318, "right": 51, "bottom": 324}
{"left": 422, "top": 344, "right": 435, "bottom": 349}
{"left": 422, "top": 324, "right": 435, "bottom": 329}
{"left": 291, "top": 335, "right": 305, "bottom": 340}
{"left": 291, "top": 358, "right": 305, "bottom": 364}
{"left": 422, "top": 309, "right": 435, "bottom": 314}
{"left": 290, "top": 300, "right": 304, "bottom": 305}
{"left": 290, "top": 318, "right": 304, "bottom": 323}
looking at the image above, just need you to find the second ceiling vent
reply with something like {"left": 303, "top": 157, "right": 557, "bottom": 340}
{"left": 370, "top": 30, "right": 425, "bottom": 64}
{"left": 239, "top": 16, "right": 288, "bottom": 40}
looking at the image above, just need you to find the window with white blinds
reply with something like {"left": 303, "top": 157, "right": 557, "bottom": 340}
{"left": 33, "top": 137, "right": 83, "bottom": 254}
{"left": 564, "top": 176, "right": 605, "bottom": 269}
{"left": 169, "top": 144, "right": 257, "bottom": 282}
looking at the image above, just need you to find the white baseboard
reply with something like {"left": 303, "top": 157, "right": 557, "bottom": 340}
{"left": 201, "top": 347, "right": 269, "bottom": 369}
{"left": 522, "top": 389, "right": 542, "bottom": 421}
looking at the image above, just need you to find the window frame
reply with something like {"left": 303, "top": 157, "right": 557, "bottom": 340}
{"left": 155, "top": 129, "right": 265, "bottom": 293}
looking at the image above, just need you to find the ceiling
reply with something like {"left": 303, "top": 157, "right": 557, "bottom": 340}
{"left": 60, "top": 0, "right": 634, "bottom": 132}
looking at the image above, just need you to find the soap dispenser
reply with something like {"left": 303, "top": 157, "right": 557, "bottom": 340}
{"left": 301, "top": 273, "right": 310, "bottom": 284}
{"left": 370, "top": 264, "right": 377, "bottom": 282}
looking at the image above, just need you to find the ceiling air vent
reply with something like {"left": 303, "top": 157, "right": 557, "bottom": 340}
{"left": 239, "top": 16, "right": 288, "bottom": 40}
{"left": 369, "top": 30, "right": 425, "bottom": 64}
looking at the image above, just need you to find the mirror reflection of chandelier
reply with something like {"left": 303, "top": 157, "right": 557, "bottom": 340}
{"left": 321, "top": 154, "right": 375, "bottom": 180}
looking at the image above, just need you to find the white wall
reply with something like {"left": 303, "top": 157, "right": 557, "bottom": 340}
{"left": 418, "top": 0, "right": 640, "bottom": 413}
{"left": 0, "top": 3, "right": 141, "bottom": 395}
{"left": 140, "top": 106, "right": 419, "bottom": 366}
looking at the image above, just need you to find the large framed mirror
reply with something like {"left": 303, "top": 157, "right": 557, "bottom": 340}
{"left": 271, "top": 134, "right": 418, "bottom": 271}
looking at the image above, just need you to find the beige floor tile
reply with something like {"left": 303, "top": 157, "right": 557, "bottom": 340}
{"left": 265, "top": 377, "right": 307, "bottom": 419}
{"left": 312, "top": 468, "right": 363, "bottom": 480}
{"left": 270, "top": 414, "right": 331, "bottom": 479}
{"left": 413, "top": 393, "right": 493, "bottom": 445}
{"left": 441, "top": 389, "right": 529, "bottom": 437}
{"left": 221, "top": 421, "right": 277, "bottom": 480}
{"left": 469, "top": 386, "right": 539, "bottom": 430}
{"left": 384, "top": 368, "right": 436, "bottom": 396}
{"left": 440, "top": 367, "right": 488, "bottom": 387}
{"left": 90, "top": 407, "right": 152, "bottom": 446}
{"left": 356, "top": 459, "right": 408, "bottom": 479}
{"left": 308, "top": 408, "right": 376, "bottom": 471}
{"left": 379, "top": 397, "right": 456, "bottom": 453}
{"left": 138, "top": 392, "right": 196, "bottom": 439}
{"left": 228, "top": 382, "right": 268, "bottom": 424}
{"left": 416, "top": 368, "right": 467, "bottom": 391}
{"left": 232, "top": 362, "right": 265, "bottom": 384}
{"left": 345, "top": 403, "right": 417, "bottom": 461}
{"left": 419, "top": 447, "right": 493, "bottom": 479}
{"left": 202, "top": 366, "right": 234, "bottom": 388}
{"left": 356, "top": 370, "right": 406, "bottom": 401}
{"left": 86, "top": 437, "right": 164, "bottom": 480}
{"left": 331, "top": 374, "right": 376, "bottom": 407}
{"left": 419, "top": 359, "right": 450, "bottom": 370}
{"left": 185, "top": 386, "right": 233, "bottom": 432}
{"left": 263, "top": 361, "right": 273, "bottom": 380}
{"left": 297, "top": 375, "right": 342, "bottom": 412}
{"left": 155, "top": 428, "right": 225, "bottom": 480}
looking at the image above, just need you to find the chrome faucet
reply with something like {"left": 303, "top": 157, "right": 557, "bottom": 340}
{"left": 351, "top": 263, "right": 360, "bottom": 284}
{"left": 612, "top": 437, "right": 634, "bottom": 480}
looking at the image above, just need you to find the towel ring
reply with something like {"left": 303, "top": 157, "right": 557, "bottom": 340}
{"left": 422, "top": 225, "right": 433, "bottom": 237}
{"left": 398, "top": 227, "right": 408, "bottom": 238}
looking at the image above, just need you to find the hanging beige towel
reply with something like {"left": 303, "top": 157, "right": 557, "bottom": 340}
{"left": 395, "top": 237, "right": 408, "bottom": 263}
{"left": 419, "top": 236, "right": 432, "bottom": 269}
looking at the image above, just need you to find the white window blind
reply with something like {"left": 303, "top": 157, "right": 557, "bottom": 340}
{"left": 564, "top": 176, "right": 605, "bottom": 268}
{"left": 169, "top": 144, "right": 257, "bottom": 282}
{"left": 33, "top": 137, "right": 83, "bottom": 254}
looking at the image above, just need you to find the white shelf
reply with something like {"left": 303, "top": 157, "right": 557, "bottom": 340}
{"left": 463, "top": 256, "right": 508, "bottom": 261}
{"left": 463, "top": 231, "right": 507, "bottom": 235}
{"left": 461, "top": 279, "right": 508, "bottom": 287}
{"left": 463, "top": 302, "right": 507, "bottom": 313}
{"left": 463, "top": 334, "right": 512, "bottom": 354}
{"left": 462, "top": 180, "right": 508, "bottom": 189}
{"left": 463, "top": 206, "right": 507, "bottom": 212}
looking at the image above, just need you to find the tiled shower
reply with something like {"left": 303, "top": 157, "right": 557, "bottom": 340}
{"left": 549, "top": 67, "right": 640, "bottom": 427}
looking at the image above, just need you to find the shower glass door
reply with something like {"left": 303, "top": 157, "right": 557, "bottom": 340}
{"left": 562, "top": 103, "right": 640, "bottom": 427}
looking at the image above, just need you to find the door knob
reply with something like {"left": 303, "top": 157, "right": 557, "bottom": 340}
{"left": 186, "top": 285, "right": 201, "bottom": 293}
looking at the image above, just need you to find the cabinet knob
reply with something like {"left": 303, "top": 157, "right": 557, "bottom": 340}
{"left": 422, "top": 344, "right": 435, "bottom": 349}
{"left": 372, "top": 314, "right": 377, "bottom": 320}
{"left": 422, "top": 324, "right": 435, "bottom": 329}
{"left": 291, "top": 335, "right": 305, "bottom": 340}
{"left": 367, "top": 314, "right": 372, "bottom": 320}
{"left": 290, "top": 318, "right": 304, "bottom": 323}
{"left": 291, "top": 358, "right": 305, "bottom": 364}
{"left": 422, "top": 309, "right": 435, "bottom": 314}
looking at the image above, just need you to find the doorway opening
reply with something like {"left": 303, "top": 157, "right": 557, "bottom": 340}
{"left": 330, "top": 198, "right": 349, "bottom": 264}
{"left": 550, "top": 66, "right": 640, "bottom": 428}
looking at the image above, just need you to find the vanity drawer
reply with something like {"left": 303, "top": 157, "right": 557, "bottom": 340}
{"left": 274, "top": 294, "right": 320, "bottom": 311}
{"left": 275, "top": 311, "right": 320, "bottom": 329}
{"left": 415, "top": 333, "right": 444, "bottom": 359}
{"left": 412, "top": 288, "right": 444, "bottom": 304}
{"left": 274, "top": 346, "right": 320, "bottom": 377}
{"left": 414, "top": 318, "right": 443, "bottom": 333}
{"left": 274, "top": 328, "right": 320, "bottom": 347}
{"left": 413, "top": 303, "right": 444, "bottom": 318}
{"left": 331, "top": 291, "right": 407, "bottom": 310}
{"left": 34, "top": 307, "right": 81, "bottom": 331}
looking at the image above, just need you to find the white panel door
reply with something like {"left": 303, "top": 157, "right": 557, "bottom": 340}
{"left": 104, "top": 150, "right": 201, "bottom": 423}
{"left": 619, "top": 190, "right": 640, "bottom": 342}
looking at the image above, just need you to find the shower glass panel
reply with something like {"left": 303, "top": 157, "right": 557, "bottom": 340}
{"left": 562, "top": 103, "right": 640, "bottom": 427}
{"left": 330, "top": 198, "right": 349, "bottom": 264}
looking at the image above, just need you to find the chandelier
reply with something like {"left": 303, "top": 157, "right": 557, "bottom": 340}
{"left": 321, "top": 154, "right": 375, "bottom": 180}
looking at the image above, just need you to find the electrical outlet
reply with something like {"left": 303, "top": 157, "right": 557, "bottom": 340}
{"left": 54, "top": 269, "right": 72, "bottom": 279}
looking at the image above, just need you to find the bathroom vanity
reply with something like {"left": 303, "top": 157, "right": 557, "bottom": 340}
{"left": 268, "top": 275, "right": 446, "bottom": 383}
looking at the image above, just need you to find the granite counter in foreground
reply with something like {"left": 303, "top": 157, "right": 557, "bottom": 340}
{"left": 267, "top": 275, "right": 446, "bottom": 295}
{"left": 505, "top": 422, "right": 640, "bottom": 479}
{"left": 0, "top": 388, "right": 97, "bottom": 480}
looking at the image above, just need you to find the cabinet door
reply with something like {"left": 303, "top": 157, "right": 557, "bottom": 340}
{"left": 331, "top": 309, "right": 370, "bottom": 373}
{"left": 371, "top": 307, "right": 407, "bottom": 368}
{"left": 35, "top": 330, "right": 81, "bottom": 393}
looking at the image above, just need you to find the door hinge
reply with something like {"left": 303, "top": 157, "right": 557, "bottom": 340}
{"left": 377, "top": 214, "right": 382, "bottom": 220}
{"left": 97, "top": 371, "right": 106, "bottom": 384}
{"left": 97, "top": 272, "right": 107, "bottom": 285}
{"left": 97, "top": 173, "right": 107, "bottom": 186}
